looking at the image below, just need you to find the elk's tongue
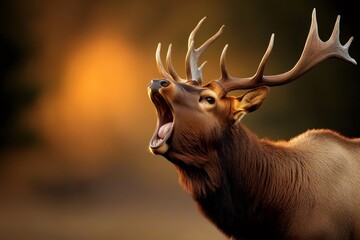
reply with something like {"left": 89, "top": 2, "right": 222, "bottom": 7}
{"left": 158, "top": 122, "right": 173, "bottom": 139}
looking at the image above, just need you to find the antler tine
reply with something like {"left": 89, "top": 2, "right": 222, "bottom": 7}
{"left": 328, "top": 14, "right": 356, "bottom": 64}
{"left": 156, "top": 43, "right": 174, "bottom": 81}
{"left": 186, "top": 17, "right": 225, "bottom": 84}
{"left": 166, "top": 44, "right": 182, "bottom": 82}
{"left": 220, "top": 44, "right": 230, "bottom": 79}
{"left": 219, "top": 34, "right": 275, "bottom": 91}
{"left": 216, "top": 8, "right": 356, "bottom": 94}
{"left": 253, "top": 34, "right": 275, "bottom": 81}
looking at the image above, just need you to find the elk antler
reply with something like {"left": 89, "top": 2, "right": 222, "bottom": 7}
{"left": 186, "top": 17, "right": 225, "bottom": 84}
{"left": 216, "top": 8, "right": 357, "bottom": 94}
{"left": 156, "top": 17, "right": 224, "bottom": 84}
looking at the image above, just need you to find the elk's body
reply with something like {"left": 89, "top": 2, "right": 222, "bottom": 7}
{"left": 173, "top": 124, "right": 360, "bottom": 239}
{"left": 148, "top": 9, "right": 359, "bottom": 239}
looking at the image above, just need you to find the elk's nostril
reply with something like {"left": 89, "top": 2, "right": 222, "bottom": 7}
{"left": 160, "top": 80, "right": 170, "bottom": 87}
{"left": 149, "top": 79, "right": 170, "bottom": 92}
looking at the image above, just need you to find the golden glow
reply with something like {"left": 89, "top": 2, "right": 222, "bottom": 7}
{"left": 33, "top": 27, "right": 147, "bottom": 171}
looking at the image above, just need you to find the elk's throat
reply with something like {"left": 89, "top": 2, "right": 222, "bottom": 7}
{"left": 149, "top": 92, "right": 174, "bottom": 154}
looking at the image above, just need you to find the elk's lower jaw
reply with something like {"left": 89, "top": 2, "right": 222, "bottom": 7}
{"left": 149, "top": 92, "right": 174, "bottom": 154}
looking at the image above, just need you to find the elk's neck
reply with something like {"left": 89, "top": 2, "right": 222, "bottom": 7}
{"left": 218, "top": 125, "right": 311, "bottom": 212}
{"left": 167, "top": 124, "right": 311, "bottom": 231}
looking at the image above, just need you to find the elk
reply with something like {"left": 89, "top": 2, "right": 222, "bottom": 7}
{"left": 148, "top": 9, "right": 360, "bottom": 240}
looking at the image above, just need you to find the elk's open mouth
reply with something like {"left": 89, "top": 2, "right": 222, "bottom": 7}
{"left": 149, "top": 92, "right": 174, "bottom": 153}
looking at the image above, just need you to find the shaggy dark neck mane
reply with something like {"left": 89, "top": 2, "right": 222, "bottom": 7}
{"left": 166, "top": 123, "right": 314, "bottom": 238}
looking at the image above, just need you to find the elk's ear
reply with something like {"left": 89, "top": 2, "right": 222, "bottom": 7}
{"left": 231, "top": 86, "right": 269, "bottom": 122}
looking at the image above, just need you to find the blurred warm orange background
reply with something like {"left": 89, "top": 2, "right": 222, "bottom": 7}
{"left": 0, "top": 1, "right": 359, "bottom": 239}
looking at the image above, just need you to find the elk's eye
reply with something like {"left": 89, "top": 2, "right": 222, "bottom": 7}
{"left": 205, "top": 96, "right": 215, "bottom": 104}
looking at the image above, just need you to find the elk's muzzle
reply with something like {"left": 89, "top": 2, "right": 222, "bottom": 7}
{"left": 148, "top": 79, "right": 174, "bottom": 155}
{"left": 149, "top": 79, "right": 170, "bottom": 92}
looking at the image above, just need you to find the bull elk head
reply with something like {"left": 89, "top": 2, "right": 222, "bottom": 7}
{"left": 147, "top": 9, "right": 359, "bottom": 239}
{"left": 148, "top": 9, "right": 355, "bottom": 155}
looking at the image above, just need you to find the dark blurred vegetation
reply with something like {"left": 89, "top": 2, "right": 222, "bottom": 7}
{"left": 0, "top": 0, "right": 358, "bottom": 239}
{"left": 0, "top": 1, "right": 39, "bottom": 153}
